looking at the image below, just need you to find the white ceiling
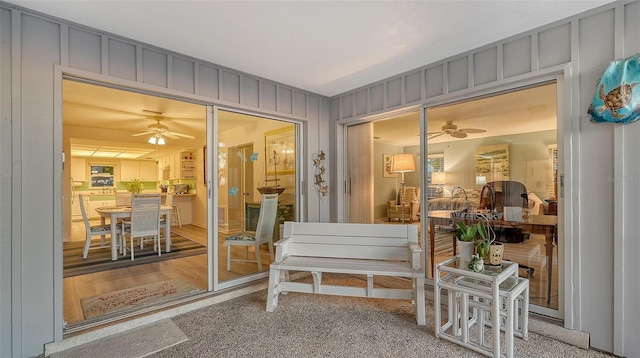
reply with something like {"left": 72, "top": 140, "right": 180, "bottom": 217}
{"left": 8, "top": 0, "right": 613, "bottom": 97}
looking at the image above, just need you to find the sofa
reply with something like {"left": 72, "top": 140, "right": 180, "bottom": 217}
{"left": 427, "top": 188, "right": 481, "bottom": 212}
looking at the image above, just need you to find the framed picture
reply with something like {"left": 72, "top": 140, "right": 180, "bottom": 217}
{"left": 265, "top": 126, "right": 295, "bottom": 174}
{"left": 475, "top": 144, "right": 510, "bottom": 183}
{"left": 383, "top": 154, "right": 396, "bottom": 177}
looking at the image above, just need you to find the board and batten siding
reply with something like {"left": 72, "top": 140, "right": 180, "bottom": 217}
{"left": 0, "top": 3, "right": 330, "bottom": 357}
{"left": 329, "top": 1, "right": 640, "bottom": 356}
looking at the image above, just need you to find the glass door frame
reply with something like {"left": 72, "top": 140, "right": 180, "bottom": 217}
{"left": 211, "top": 105, "right": 303, "bottom": 291}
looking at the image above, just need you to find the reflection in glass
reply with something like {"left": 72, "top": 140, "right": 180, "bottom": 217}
{"left": 217, "top": 110, "right": 296, "bottom": 283}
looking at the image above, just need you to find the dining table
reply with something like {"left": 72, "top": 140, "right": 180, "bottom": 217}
{"left": 95, "top": 205, "right": 174, "bottom": 261}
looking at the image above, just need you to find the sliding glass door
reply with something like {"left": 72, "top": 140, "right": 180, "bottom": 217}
{"left": 215, "top": 109, "right": 298, "bottom": 288}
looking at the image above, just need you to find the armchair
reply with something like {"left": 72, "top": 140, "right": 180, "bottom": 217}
{"left": 388, "top": 186, "right": 420, "bottom": 222}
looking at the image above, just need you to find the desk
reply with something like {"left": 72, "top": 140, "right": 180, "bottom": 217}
{"left": 95, "top": 205, "right": 173, "bottom": 261}
{"left": 428, "top": 211, "right": 557, "bottom": 303}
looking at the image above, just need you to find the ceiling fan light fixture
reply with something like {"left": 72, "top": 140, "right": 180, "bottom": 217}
{"left": 148, "top": 134, "right": 166, "bottom": 145}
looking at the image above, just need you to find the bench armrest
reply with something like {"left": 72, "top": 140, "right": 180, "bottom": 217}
{"left": 409, "top": 244, "right": 422, "bottom": 270}
{"left": 274, "top": 237, "right": 292, "bottom": 262}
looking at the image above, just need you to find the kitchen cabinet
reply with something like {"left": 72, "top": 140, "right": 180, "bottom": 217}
{"left": 120, "top": 160, "right": 158, "bottom": 181}
{"left": 70, "top": 157, "right": 86, "bottom": 181}
{"left": 88, "top": 198, "right": 115, "bottom": 219}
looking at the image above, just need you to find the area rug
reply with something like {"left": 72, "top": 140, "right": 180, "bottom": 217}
{"left": 63, "top": 234, "right": 207, "bottom": 277}
{"left": 80, "top": 279, "right": 200, "bottom": 319}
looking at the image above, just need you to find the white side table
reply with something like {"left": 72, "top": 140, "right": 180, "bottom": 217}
{"left": 434, "top": 257, "right": 529, "bottom": 358}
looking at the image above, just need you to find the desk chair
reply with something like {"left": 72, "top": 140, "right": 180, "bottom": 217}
{"left": 225, "top": 194, "right": 278, "bottom": 271}
{"left": 480, "top": 181, "right": 535, "bottom": 277}
{"left": 79, "top": 194, "right": 113, "bottom": 259}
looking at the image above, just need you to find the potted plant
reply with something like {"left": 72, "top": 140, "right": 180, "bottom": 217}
{"left": 456, "top": 221, "right": 477, "bottom": 262}
{"left": 127, "top": 178, "right": 144, "bottom": 194}
{"left": 474, "top": 221, "right": 504, "bottom": 267}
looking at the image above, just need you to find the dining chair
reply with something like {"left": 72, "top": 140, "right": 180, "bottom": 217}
{"left": 79, "top": 194, "right": 113, "bottom": 259}
{"left": 115, "top": 192, "right": 132, "bottom": 206}
{"left": 121, "top": 194, "right": 162, "bottom": 261}
{"left": 225, "top": 193, "right": 279, "bottom": 271}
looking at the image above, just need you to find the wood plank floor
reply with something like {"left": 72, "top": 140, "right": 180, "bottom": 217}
{"left": 65, "top": 220, "right": 274, "bottom": 325}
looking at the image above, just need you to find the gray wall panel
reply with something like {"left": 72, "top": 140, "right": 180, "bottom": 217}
{"left": 578, "top": 9, "right": 616, "bottom": 352}
{"left": 107, "top": 38, "right": 136, "bottom": 81}
{"left": 447, "top": 56, "right": 468, "bottom": 92}
{"left": 386, "top": 77, "right": 401, "bottom": 108}
{"left": 308, "top": 95, "right": 319, "bottom": 121}
{"left": 171, "top": 57, "right": 194, "bottom": 93}
{"left": 261, "top": 82, "right": 277, "bottom": 111}
{"left": 198, "top": 64, "right": 219, "bottom": 99}
{"left": 370, "top": 84, "right": 384, "bottom": 112}
{"left": 68, "top": 28, "right": 101, "bottom": 74}
{"left": 355, "top": 89, "right": 367, "bottom": 116}
{"left": 20, "top": 13, "right": 60, "bottom": 358}
{"left": 278, "top": 86, "right": 293, "bottom": 114}
{"left": 404, "top": 71, "right": 422, "bottom": 103}
{"left": 539, "top": 24, "right": 571, "bottom": 69}
{"left": 473, "top": 47, "right": 498, "bottom": 85}
{"left": 503, "top": 36, "right": 531, "bottom": 78}
{"left": 425, "top": 64, "right": 443, "bottom": 98}
{"left": 294, "top": 91, "right": 306, "bottom": 117}
{"left": 221, "top": 70, "right": 240, "bottom": 103}
{"left": 141, "top": 48, "right": 167, "bottom": 88}
{"left": 330, "top": 97, "right": 340, "bottom": 125}
{"left": 1, "top": 8, "right": 12, "bottom": 358}
{"left": 242, "top": 76, "right": 259, "bottom": 107}
{"left": 340, "top": 93, "right": 353, "bottom": 119}
{"left": 624, "top": 1, "right": 640, "bottom": 57}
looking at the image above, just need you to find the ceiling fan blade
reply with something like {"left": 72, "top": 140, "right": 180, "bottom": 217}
{"left": 167, "top": 131, "right": 195, "bottom": 139}
{"left": 428, "top": 132, "right": 446, "bottom": 139}
{"left": 162, "top": 132, "right": 179, "bottom": 140}
{"left": 131, "top": 131, "right": 154, "bottom": 137}
{"left": 459, "top": 128, "right": 486, "bottom": 134}
{"left": 451, "top": 131, "right": 468, "bottom": 138}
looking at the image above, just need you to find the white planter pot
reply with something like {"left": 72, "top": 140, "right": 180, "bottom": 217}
{"left": 458, "top": 240, "right": 475, "bottom": 262}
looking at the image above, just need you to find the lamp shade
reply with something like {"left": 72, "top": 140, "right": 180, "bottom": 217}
{"left": 432, "top": 171, "right": 446, "bottom": 185}
{"left": 391, "top": 153, "right": 416, "bottom": 173}
{"left": 475, "top": 175, "right": 487, "bottom": 185}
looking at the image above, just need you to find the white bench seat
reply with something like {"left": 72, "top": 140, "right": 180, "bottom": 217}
{"left": 266, "top": 221, "right": 426, "bottom": 326}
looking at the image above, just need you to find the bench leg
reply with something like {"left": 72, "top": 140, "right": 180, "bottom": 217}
{"left": 414, "top": 276, "right": 426, "bottom": 326}
{"left": 311, "top": 271, "right": 322, "bottom": 293}
{"left": 266, "top": 268, "right": 280, "bottom": 312}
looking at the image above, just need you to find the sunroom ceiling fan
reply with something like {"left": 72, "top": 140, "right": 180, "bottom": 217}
{"left": 427, "top": 120, "right": 486, "bottom": 139}
{"left": 131, "top": 117, "right": 195, "bottom": 141}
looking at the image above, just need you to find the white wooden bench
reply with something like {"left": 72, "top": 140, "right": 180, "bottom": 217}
{"left": 266, "top": 221, "right": 426, "bottom": 325}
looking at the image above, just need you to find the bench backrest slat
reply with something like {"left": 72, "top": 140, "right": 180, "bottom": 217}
{"left": 281, "top": 222, "right": 418, "bottom": 261}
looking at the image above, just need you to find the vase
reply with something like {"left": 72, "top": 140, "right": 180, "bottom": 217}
{"left": 458, "top": 240, "right": 475, "bottom": 263}
{"left": 485, "top": 242, "right": 504, "bottom": 266}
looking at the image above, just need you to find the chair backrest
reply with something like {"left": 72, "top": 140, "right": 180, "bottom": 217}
{"left": 254, "top": 194, "right": 279, "bottom": 244}
{"left": 78, "top": 194, "right": 91, "bottom": 228}
{"left": 479, "top": 181, "right": 529, "bottom": 210}
{"left": 116, "top": 192, "right": 132, "bottom": 206}
{"left": 130, "top": 195, "right": 161, "bottom": 237}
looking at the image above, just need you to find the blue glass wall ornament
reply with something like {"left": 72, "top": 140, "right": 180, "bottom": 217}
{"left": 588, "top": 53, "right": 640, "bottom": 124}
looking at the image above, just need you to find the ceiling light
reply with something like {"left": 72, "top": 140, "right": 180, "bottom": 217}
{"left": 148, "top": 134, "right": 165, "bottom": 145}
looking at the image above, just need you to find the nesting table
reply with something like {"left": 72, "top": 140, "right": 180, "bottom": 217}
{"left": 434, "top": 257, "right": 529, "bottom": 358}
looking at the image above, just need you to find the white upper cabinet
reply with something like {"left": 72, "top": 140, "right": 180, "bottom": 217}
{"left": 70, "top": 157, "right": 86, "bottom": 181}
{"left": 120, "top": 160, "right": 158, "bottom": 181}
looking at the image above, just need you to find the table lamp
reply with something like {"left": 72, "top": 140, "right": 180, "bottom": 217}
{"left": 392, "top": 153, "right": 416, "bottom": 223}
